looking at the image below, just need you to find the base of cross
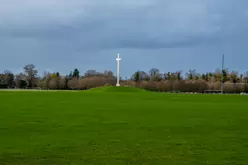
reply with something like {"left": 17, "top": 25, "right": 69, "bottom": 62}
{"left": 116, "top": 84, "right": 120, "bottom": 87}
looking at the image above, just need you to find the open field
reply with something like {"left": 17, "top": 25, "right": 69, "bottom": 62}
{"left": 0, "top": 87, "right": 248, "bottom": 165}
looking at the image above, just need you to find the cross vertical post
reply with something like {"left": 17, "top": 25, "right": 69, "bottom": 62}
{"left": 116, "top": 53, "right": 121, "bottom": 86}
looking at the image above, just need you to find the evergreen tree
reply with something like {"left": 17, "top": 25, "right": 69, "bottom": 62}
{"left": 73, "top": 68, "right": 80, "bottom": 78}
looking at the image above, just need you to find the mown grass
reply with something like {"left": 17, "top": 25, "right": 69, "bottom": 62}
{"left": 0, "top": 87, "right": 248, "bottom": 165}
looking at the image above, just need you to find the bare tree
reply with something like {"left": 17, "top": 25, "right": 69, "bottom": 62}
{"left": 104, "top": 70, "right": 114, "bottom": 78}
{"left": 15, "top": 73, "right": 27, "bottom": 88}
{"left": 68, "top": 78, "right": 79, "bottom": 89}
{"left": 186, "top": 69, "right": 199, "bottom": 80}
{"left": 213, "top": 69, "right": 222, "bottom": 82}
{"left": 59, "top": 77, "right": 66, "bottom": 89}
{"left": 49, "top": 79, "right": 57, "bottom": 89}
{"left": 244, "top": 72, "right": 248, "bottom": 83}
{"left": 230, "top": 71, "right": 239, "bottom": 83}
{"left": 23, "top": 64, "right": 38, "bottom": 87}
{"left": 4, "top": 70, "right": 14, "bottom": 88}
{"left": 37, "top": 72, "right": 52, "bottom": 89}
{"left": 149, "top": 68, "right": 160, "bottom": 80}
{"left": 84, "top": 70, "right": 98, "bottom": 77}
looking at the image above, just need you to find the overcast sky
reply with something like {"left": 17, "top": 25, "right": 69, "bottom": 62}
{"left": 0, "top": 0, "right": 248, "bottom": 77}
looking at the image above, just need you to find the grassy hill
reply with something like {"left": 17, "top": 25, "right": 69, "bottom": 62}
{"left": 0, "top": 87, "right": 248, "bottom": 165}
{"left": 86, "top": 86, "right": 150, "bottom": 93}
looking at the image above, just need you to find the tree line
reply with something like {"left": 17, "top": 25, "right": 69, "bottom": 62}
{"left": 1, "top": 64, "right": 248, "bottom": 93}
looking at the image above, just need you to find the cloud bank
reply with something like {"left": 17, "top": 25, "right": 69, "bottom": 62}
{"left": 1, "top": 0, "right": 247, "bottom": 49}
{"left": 0, "top": 0, "right": 248, "bottom": 76}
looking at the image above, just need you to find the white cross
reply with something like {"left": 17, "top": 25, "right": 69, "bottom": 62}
{"left": 116, "top": 53, "right": 121, "bottom": 86}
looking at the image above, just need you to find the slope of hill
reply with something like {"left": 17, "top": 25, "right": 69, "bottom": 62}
{"left": 86, "top": 86, "right": 150, "bottom": 93}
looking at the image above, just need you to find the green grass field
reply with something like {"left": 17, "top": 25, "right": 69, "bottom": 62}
{"left": 0, "top": 87, "right": 248, "bottom": 165}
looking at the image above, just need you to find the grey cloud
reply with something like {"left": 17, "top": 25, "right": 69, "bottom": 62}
{"left": 1, "top": 0, "right": 248, "bottom": 50}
